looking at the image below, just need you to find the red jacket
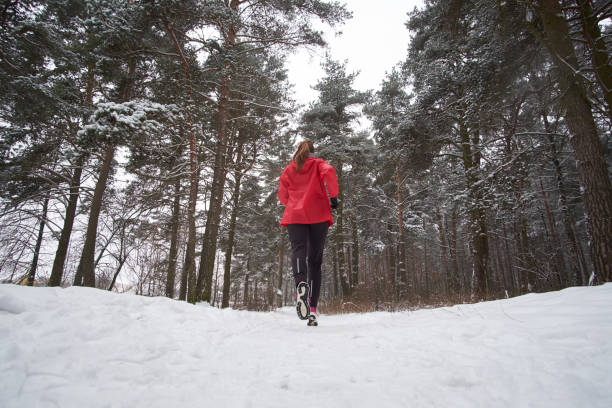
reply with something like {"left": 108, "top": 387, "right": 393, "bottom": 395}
{"left": 278, "top": 157, "right": 339, "bottom": 226}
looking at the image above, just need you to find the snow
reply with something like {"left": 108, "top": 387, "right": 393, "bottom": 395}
{"left": 1, "top": 284, "right": 612, "bottom": 408}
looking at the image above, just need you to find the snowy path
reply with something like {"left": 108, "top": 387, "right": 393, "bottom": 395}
{"left": 1, "top": 284, "right": 611, "bottom": 408}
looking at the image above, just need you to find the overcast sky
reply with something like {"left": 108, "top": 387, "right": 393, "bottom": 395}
{"left": 286, "top": 0, "right": 424, "bottom": 110}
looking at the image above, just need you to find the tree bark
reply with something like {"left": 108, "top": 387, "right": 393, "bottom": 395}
{"left": 332, "top": 241, "right": 339, "bottom": 296}
{"left": 165, "top": 177, "right": 181, "bottom": 298}
{"left": 222, "top": 142, "right": 244, "bottom": 308}
{"left": 449, "top": 209, "right": 460, "bottom": 295}
{"left": 539, "top": 178, "right": 564, "bottom": 289}
{"left": 183, "top": 150, "right": 199, "bottom": 303}
{"left": 244, "top": 273, "right": 249, "bottom": 307}
{"left": 27, "top": 195, "right": 49, "bottom": 286}
{"left": 213, "top": 254, "right": 220, "bottom": 307}
{"left": 395, "top": 165, "right": 408, "bottom": 296}
{"left": 335, "top": 160, "right": 349, "bottom": 296}
{"left": 351, "top": 215, "right": 359, "bottom": 288}
{"left": 435, "top": 208, "right": 450, "bottom": 296}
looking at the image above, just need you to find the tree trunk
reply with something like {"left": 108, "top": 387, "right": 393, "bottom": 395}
{"left": 244, "top": 273, "right": 249, "bottom": 307}
{"left": 535, "top": 0, "right": 612, "bottom": 283}
{"left": 435, "top": 208, "right": 450, "bottom": 296}
{"left": 351, "top": 215, "right": 359, "bottom": 288}
{"left": 48, "top": 155, "right": 84, "bottom": 287}
{"left": 165, "top": 177, "right": 181, "bottom": 298}
{"left": 27, "top": 196, "right": 49, "bottom": 286}
{"left": 502, "top": 222, "right": 517, "bottom": 295}
{"left": 74, "top": 143, "right": 116, "bottom": 287}
{"left": 335, "top": 161, "right": 349, "bottom": 296}
{"left": 332, "top": 242, "right": 339, "bottom": 296}
{"left": 449, "top": 209, "right": 460, "bottom": 295}
{"left": 197, "top": 1, "right": 239, "bottom": 303}
{"left": 183, "top": 141, "right": 199, "bottom": 303}
{"left": 396, "top": 165, "right": 408, "bottom": 296}
{"left": 459, "top": 123, "right": 490, "bottom": 298}
{"left": 108, "top": 259, "right": 126, "bottom": 292}
{"left": 222, "top": 142, "right": 244, "bottom": 308}
{"left": 539, "top": 178, "right": 564, "bottom": 289}
{"left": 179, "top": 251, "right": 188, "bottom": 301}
{"left": 213, "top": 254, "right": 220, "bottom": 307}
{"left": 542, "top": 112, "right": 585, "bottom": 286}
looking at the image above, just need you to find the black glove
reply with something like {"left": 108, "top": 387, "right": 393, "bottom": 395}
{"left": 330, "top": 197, "right": 338, "bottom": 209}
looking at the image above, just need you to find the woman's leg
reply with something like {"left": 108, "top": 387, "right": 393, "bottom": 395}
{"left": 307, "top": 221, "right": 329, "bottom": 308}
{"left": 286, "top": 224, "right": 308, "bottom": 286}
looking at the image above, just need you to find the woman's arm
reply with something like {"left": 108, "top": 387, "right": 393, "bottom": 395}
{"left": 319, "top": 160, "right": 339, "bottom": 198}
{"left": 278, "top": 168, "right": 289, "bottom": 205}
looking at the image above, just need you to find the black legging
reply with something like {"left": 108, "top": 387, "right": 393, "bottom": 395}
{"left": 286, "top": 222, "right": 329, "bottom": 308}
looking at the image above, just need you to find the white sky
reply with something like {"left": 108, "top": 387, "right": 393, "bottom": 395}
{"left": 286, "top": 0, "right": 424, "bottom": 109}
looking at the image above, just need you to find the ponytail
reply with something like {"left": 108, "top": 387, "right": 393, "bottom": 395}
{"left": 293, "top": 140, "right": 314, "bottom": 172}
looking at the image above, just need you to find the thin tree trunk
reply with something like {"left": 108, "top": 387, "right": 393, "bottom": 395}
{"left": 108, "top": 258, "right": 126, "bottom": 292}
{"left": 178, "top": 250, "right": 188, "bottom": 300}
{"left": 213, "top": 254, "right": 220, "bottom": 307}
{"left": 502, "top": 222, "right": 517, "bottom": 295}
{"left": 450, "top": 209, "right": 460, "bottom": 295}
{"left": 222, "top": 142, "right": 244, "bottom": 308}
{"left": 244, "top": 273, "right": 249, "bottom": 307}
{"left": 396, "top": 165, "right": 407, "bottom": 296}
{"left": 423, "top": 233, "right": 429, "bottom": 301}
{"left": 27, "top": 195, "right": 49, "bottom": 286}
{"left": 165, "top": 177, "right": 181, "bottom": 298}
{"left": 183, "top": 143, "right": 199, "bottom": 303}
{"left": 539, "top": 178, "right": 564, "bottom": 289}
{"left": 335, "top": 161, "right": 349, "bottom": 296}
{"left": 253, "top": 278, "right": 258, "bottom": 307}
{"left": 107, "top": 222, "right": 128, "bottom": 292}
{"left": 351, "top": 215, "right": 359, "bottom": 287}
{"left": 332, "top": 242, "right": 339, "bottom": 296}
{"left": 435, "top": 208, "right": 450, "bottom": 296}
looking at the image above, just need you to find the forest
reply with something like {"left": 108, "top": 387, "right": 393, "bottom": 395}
{"left": 1, "top": 0, "right": 611, "bottom": 312}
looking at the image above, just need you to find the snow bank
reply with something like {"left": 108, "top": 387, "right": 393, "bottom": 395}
{"left": 1, "top": 284, "right": 611, "bottom": 408}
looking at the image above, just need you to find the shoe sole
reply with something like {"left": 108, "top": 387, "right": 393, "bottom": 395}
{"left": 296, "top": 282, "right": 310, "bottom": 320}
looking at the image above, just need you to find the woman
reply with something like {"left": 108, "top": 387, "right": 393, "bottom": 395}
{"left": 278, "top": 140, "right": 338, "bottom": 327}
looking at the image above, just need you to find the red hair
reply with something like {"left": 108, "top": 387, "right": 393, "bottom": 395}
{"left": 293, "top": 140, "right": 314, "bottom": 172}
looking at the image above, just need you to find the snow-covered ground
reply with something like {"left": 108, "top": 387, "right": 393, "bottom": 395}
{"left": 1, "top": 284, "right": 611, "bottom": 408}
